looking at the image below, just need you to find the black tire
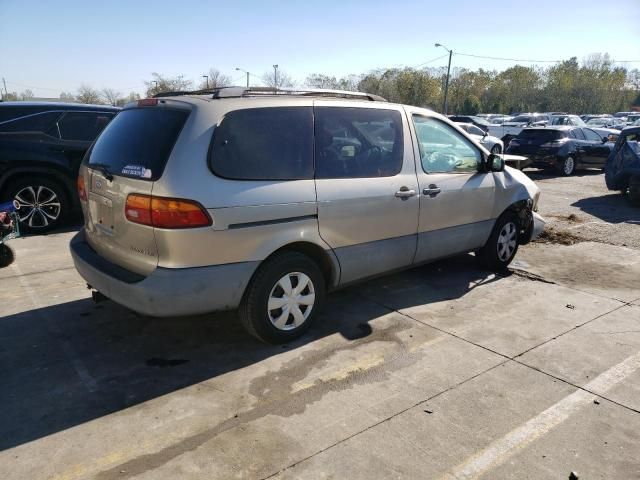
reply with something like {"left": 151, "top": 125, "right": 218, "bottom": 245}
{"left": 239, "top": 251, "right": 326, "bottom": 344}
{"left": 490, "top": 144, "right": 502, "bottom": 154}
{"left": 0, "top": 244, "right": 14, "bottom": 268}
{"left": 628, "top": 176, "right": 640, "bottom": 206}
{"left": 478, "top": 212, "right": 520, "bottom": 271}
{"left": 5, "top": 177, "right": 68, "bottom": 233}
{"left": 556, "top": 156, "right": 576, "bottom": 176}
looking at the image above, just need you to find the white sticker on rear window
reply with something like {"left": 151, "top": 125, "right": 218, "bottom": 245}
{"left": 122, "top": 164, "right": 152, "bottom": 178}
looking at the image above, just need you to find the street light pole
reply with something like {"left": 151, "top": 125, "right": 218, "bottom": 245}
{"left": 273, "top": 64, "right": 279, "bottom": 88}
{"left": 435, "top": 43, "right": 453, "bottom": 115}
{"left": 235, "top": 68, "right": 250, "bottom": 88}
{"left": 202, "top": 75, "right": 209, "bottom": 89}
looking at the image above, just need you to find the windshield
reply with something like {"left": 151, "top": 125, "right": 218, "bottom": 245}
{"left": 586, "top": 118, "right": 607, "bottom": 126}
{"left": 511, "top": 115, "right": 532, "bottom": 123}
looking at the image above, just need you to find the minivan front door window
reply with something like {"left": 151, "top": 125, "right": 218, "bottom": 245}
{"left": 412, "top": 116, "right": 481, "bottom": 174}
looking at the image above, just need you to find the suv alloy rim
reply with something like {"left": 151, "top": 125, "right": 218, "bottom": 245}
{"left": 14, "top": 185, "right": 61, "bottom": 228}
{"left": 496, "top": 221, "right": 517, "bottom": 262}
{"left": 564, "top": 157, "right": 575, "bottom": 175}
{"left": 267, "top": 272, "right": 316, "bottom": 330}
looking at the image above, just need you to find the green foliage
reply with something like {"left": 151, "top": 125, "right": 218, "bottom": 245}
{"left": 305, "top": 54, "right": 638, "bottom": 114}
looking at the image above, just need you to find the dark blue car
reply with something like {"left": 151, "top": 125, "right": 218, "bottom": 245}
{"left": 605, "top": 126, "right": 640, "bottom": 205}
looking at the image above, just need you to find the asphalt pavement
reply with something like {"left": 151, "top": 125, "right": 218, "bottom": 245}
{"left": 0, "top": 171, "right": 639, "bottom": 479}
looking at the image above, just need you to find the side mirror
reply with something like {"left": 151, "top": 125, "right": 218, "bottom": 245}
{"left": 487, "top": 153, "right": 505, "bottom": 172}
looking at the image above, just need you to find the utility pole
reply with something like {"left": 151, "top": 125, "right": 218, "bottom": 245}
{"left": 1, "top": 78, "right": 7, "bottom": 100}
{"left": 202, "top": 75, "right": 209, "bottom": 89}
{"left": 435, "top": 43, "right": 453, "bottom": 115}
{"left": 273, "top": 64, "right": 279, "bottom": 88}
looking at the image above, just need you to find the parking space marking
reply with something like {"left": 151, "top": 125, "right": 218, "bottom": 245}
{"left": 10, "top": 262, "right": 98, "bottom": 392}
{"left": 440, "top": 350, "right": 640, "bottom": 480}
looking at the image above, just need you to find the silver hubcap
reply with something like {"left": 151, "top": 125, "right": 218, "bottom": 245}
{"left": 497, "top": 222, "right": 517, "bottom": 262}
{"left": 267, "top": 272, "right": 315, "bottom": 331}
{"left": 14, "top": 186, "right": 61, "bottom": 228}
{"left": 564, "top": 157, "right": 574, "bottom": 175}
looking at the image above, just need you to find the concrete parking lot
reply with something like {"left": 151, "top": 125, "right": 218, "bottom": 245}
{"left": 1, "top": 170, "right": 639, "bottom": 479}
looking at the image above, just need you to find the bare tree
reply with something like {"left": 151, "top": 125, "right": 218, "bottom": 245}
{"left": 76, "top": 85, "right": 102, "bottom": 104}
{"left": 198, "top": 69, "right": 232, "bottom": 89}
{"left": 101, "top": 88, "right": 122, "bottom": 106}
{"left": 60, "top": 92, "right": 76, "bottom": 102}
{"left": 19, "top": 89, "right": 34, "bottom": 100}
{"left": 144, "top": 73, "right": 192, "bottom": 97}
{"left": 262, "top": 69, "right": 294, "bottom": 88}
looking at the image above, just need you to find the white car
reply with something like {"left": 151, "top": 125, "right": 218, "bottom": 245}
{"left": 487, "top": 113, "right": 550, "bottom": 142}
{"left": 456, "top": 122, "right": 504, "bottom": 153}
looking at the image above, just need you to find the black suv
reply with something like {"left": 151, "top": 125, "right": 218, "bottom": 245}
{"left": 0, "top": 102, "right": 119, "bottom": 231}
{"left": 506, "top": 126, "right": 613, "bottom": 176}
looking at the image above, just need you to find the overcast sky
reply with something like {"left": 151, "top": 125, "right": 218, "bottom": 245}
{"left": 1, "top": 0, "right": 639, "bottom": 97}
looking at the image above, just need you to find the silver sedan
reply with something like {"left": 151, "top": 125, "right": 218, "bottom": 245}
{"left": 456, "top": 122, "right": 504, "bottom": 153}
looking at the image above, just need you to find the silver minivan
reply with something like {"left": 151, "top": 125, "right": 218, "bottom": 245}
{"left": 71, "top": 88, "right": 544, "bottom": 343}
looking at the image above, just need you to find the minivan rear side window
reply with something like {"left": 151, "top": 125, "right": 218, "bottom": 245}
{"left": 209, "top": 107, "right": 313, "bottom": 180}
{"left": 315, "top": 107, "right": 403, "bottom": 179}
{"left": 88, "top": 108, "right": 188, "bottom": 181}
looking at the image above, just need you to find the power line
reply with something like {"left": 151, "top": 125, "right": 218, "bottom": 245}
{"left": 454, "top": 52, "right": 640, "bottom": 64}
{"left": 413, "top": 53, "right": 450, "bottom": 68}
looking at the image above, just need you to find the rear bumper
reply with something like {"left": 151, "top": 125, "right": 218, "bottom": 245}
{"left": 70, "top": 230, "right": 258, "bottom": 317}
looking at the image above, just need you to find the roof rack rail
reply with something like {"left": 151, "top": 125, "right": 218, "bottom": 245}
{"left": 153, "top": 86, "right": 387, "bottom": 102}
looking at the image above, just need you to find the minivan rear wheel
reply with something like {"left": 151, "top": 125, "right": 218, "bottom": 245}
{"left": 478, "top": 212, "right": 520, "bottom": 271}
{"left": 239, "top": 251, "right": 326, "bottom": 343}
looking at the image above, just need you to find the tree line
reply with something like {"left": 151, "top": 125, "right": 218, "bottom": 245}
{"left": 3, "top": 54, "right": 639, "bottom": 114}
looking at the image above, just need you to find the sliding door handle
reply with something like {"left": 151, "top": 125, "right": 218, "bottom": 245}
{"left": 423, "top": 184, "right": 441, "bottom": 197}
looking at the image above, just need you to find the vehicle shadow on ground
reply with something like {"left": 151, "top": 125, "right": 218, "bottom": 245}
{"left": 526, "top": 168, "right": 603, "bottom": 180}
{"left": 572, "top": 193, "right": 640, "bottom": 224}
{"left": 0, "top": 254, "right": 501, "bottom": 451}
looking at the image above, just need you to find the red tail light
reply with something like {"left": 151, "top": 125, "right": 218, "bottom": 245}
{"left": 77, "top": 175, "right": 87, "bottom": 202}
{"left": 125, "top": 194, "right": 211, "bottom": 229}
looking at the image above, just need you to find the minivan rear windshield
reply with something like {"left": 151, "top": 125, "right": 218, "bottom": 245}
{"left": 87, "top": 108, "right": 188, "bottom": 181}
{"left": 516, "top": 129, "right": 565, "bottom": 141}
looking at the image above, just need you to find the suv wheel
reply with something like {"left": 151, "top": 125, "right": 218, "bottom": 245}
{"left": 628, "top": 176, "right": 640, "bottom": 206}
{"left": 239, "top": 251, "right": 326, "bottom": 343}
{"left": 7, "top": 177, "right": 67, "bottom": 233}
{"left": 490, "top": 144, "right": 502, "bottom": 154}
{"left": 478, "top": 212, "right": 520, "bottom": 271}
{"left": 557, "top": 156, "right": 576, "bottom": 176}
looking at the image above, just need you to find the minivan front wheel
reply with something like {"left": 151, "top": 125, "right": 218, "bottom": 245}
{"left": 478, "top": 212, "right": 520, "bottom": 271}
{"left": 240, "top": 251, "right": 326, "bottom": 343}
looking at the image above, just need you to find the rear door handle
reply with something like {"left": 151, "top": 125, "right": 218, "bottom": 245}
{"left": 395, "top": 187, "right": 417, "bottom": 199}
{"left": 423, "top": 184, "right": 441, "bottom": 197}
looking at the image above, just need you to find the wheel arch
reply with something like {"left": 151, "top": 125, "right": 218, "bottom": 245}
{"left": 262, "top": 241, "right": 341, "bottom": 290}
{"left": 0, "top": 167, "right": 76, "bottom": 207}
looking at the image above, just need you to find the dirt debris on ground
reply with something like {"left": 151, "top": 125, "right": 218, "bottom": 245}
{"left": 534, "top": 227, "right": 584, "bottom": 246}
